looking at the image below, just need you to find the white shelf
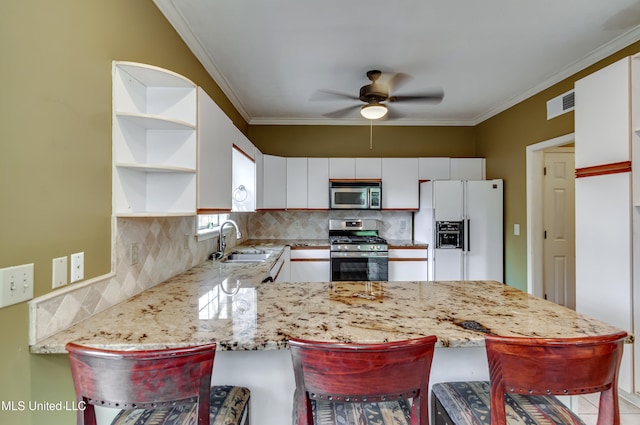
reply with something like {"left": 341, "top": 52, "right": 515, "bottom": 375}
{"left": 112, "top": 61, "right": 197, "bottom": 217}
{"left": 115, "top": 212, "right": 196, "bottom": 218}
{"left": 115, "top": 163, "right": 196, "bottom": 173}
{"left": 115, "top": 112, "right": 196, "bottom": 130}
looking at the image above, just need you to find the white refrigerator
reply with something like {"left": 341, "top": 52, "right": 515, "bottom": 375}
{"left": 414, "top": 180, "right": 503, "bottom": 282}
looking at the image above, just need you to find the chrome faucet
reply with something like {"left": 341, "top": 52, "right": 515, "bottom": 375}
{"left": 219, "top": 219, "right": 242, "bottom": 255}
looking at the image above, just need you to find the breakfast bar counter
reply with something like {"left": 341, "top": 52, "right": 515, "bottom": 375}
{"left": 30, "top": 265, "right": 623, "bottom": 354}
{"left": 30, "top": 241, "right": 628, "bottom": 424}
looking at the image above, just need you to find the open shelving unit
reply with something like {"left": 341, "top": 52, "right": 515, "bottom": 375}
{"left": 112, "top": 61, "right": 197, "bottom": 216}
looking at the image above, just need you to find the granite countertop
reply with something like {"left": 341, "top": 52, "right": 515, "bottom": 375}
{"left": 31, "top": 240, "right": 626, "bottom": 354}
{"left": 387, "top": 240, "right": 428, "bottom": 248}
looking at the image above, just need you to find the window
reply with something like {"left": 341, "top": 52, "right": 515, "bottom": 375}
{"left": 196, "top": 213, "right": 229, "bottom": 240}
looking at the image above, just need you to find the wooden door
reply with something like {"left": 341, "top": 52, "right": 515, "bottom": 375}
{"left": 542, "top": 149, "right": 575, "bottom": 308}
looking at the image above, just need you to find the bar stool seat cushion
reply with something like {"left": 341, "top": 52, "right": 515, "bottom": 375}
{"left": 112, "top": 385, "right": 250, "bottom": 425}
{"left": 431, "top": 381, "right": 585, "bottom": 425}
{"left": 311, "top": 398, "right": 413, "bottom": 425}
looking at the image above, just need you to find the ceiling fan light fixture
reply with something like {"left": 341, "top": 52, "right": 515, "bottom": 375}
{"left": 360, "top": 103, "right": 388, "bottom": 120}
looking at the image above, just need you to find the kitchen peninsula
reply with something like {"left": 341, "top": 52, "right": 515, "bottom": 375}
{"left": 31, "top": 241, "right": 628, "bottom": 425}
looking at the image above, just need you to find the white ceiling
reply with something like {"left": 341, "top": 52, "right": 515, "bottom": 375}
{"left": 154, "top": 0, "right": 640, "bottom": 126}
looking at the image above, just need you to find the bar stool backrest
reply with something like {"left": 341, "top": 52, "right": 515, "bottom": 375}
{"left": 485, "top": 331, "right": 627, "bottom": 425}
{"left": 66, "top": 342, "right": 216, "bottom": 425}
{"left": 289, "top": 335, "right": 437, "bottom": 425}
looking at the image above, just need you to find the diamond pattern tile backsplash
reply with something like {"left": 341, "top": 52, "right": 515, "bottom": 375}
{"left": 247, "top": 210, "right": 412, "bottom": 240}
{"left": 31, "top": 211, "right": 412, "bottom": 343}
{"left": 31, "top": 216, "right": 219, "bottom": 343}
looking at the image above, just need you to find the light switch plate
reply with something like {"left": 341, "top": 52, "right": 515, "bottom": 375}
{"left": 52, "top": 256, "right": 68, "bottom": 289}
{"left": 70, "top": 252, "right": 84, "bottom": 283}
{"left": 0, "top": 263, "right": 34, "bottom": 308}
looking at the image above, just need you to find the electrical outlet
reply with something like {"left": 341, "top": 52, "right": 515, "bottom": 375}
{"left": 70, "top": 252, "right": 84, "bottom": 283}
{"left": 52, "top": 256, "right": 68, "bottom": 289}
{"left": 129, "top": 243, "right": 139, "bottom": 266}
{"left": 0, "top": 263, "right": 34, "bottom": 308}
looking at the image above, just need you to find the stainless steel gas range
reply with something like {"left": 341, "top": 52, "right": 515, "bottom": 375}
{"left": 329, "top": 219, "right": 388, "bottom": 281}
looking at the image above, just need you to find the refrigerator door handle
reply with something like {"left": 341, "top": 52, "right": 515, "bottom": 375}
{"left": 466, "top": 218, "right": 470, "bottom": 252}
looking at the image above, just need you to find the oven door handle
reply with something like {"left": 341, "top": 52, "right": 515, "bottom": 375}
{"left": 330, "top": 251, "right": 389, "bottom": 258}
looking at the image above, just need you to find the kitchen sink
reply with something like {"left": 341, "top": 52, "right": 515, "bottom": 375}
{"left": 224, "top": 251, "right": 272, "bottom": 263}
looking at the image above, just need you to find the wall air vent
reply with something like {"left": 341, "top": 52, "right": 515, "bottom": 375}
{"left": 546, "top": 89, "right": 575, "bottom": 120}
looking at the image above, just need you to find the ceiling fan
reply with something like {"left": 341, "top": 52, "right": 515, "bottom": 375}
{"left": 313, "top": 70, "right": 444, "bottom": 120}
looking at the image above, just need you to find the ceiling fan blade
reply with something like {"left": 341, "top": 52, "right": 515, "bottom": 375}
{"left": 311, "top": 89, "right": 359, "bottom": 101}
{"left": 322, "top": 104, "right": 361, "bottom": 118}
{"left": 384, "top": 105, "right": 404, "bottom": 120}
{"left": 387, "top": 72, "right": 413, "bottom": 91}
{"left": 388, "top": 89, "right": 444, "bottom": 104}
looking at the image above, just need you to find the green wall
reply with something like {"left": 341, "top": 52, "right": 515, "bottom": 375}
{"left": 2, "top": 1, "right": 639, "bottom": 424}
{"left": 249, "top": 125, "right": 477, "bottom": 157}
{"left": 476, "top": 40, "right": 640, "bottom": 289}
{"left": 0, "top": 1, "right": 243, "bottom": 424}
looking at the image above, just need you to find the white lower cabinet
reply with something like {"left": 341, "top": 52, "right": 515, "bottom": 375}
{"left": 388, "top": 247, "right": 429, "bottom": 281}
{"left": 290, "top": 248, "right": 330, "bottom": 282}
{"left": 268, "top": 247, "right": 290, "bottom": 283}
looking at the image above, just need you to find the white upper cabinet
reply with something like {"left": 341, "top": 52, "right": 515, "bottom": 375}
{"left": 355, "top": 158, "right": 382, "bottom": 179}
{"left": 113, "top": 61, "right": 197, "bottom": 216}
{"left": 419, "top": 158, "right": 450, "bottom": 180}
{"left": 286, "top": 158, "right": 308, "bottom": 209}
{"left": 233, "top": 129, "right": 256, "bottom": 161}
{"left": 450, "top": 158, "right": 486, "bottom": 180}
{"left": 256, "top": 155, "right": 485, "bottom": 211}
{"left": 329, "top": 158, "right": 355, "bottom": 179}
{"left": 255, "top": 149, "right": 264, "bottom": 210}
{"left": 308, "top": 158, "right": 329, "bottom": 209}
{"left": 231, "top": 129, "right": 257, "bottom": 212}
{"left": 575, "top": 57, "right": 631, "bottom": 169}
{"left": 197, "top": 87, "right": 233, "bottom": 213}
{"left": 232, "top": 144, "right": 256, "bottom": 212}
{"left": 329, "top": 157, "right": 382, "bottom": 179}
{"left": 381, "top": 158, "right": 419, "bottom": 209}
{"left": 262, "top": 155, "right": 287, "bottom": 209}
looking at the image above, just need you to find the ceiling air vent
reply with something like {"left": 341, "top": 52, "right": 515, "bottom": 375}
{"left": 546, "top": 89, "right": 575, "bottom": 120}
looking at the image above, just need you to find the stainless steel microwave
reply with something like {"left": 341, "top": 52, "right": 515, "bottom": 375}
{"left": 329, "top": 181, "right": 381, "bottom": 209}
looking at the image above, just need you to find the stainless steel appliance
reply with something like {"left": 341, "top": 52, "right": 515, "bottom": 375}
{"left": 329, "top": 181, "right": 381, "bottom": 210}
{"left": 329, "top": 219, "right": 388, "bottom": 281}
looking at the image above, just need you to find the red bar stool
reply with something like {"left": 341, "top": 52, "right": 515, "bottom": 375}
{"left": 289, "top": 335, "right": 437, "bottom": 425}
{"left": 431, "top": 331, "right": 627, "bottom": 425}
{"left": 66, "top": 342, "right": 250, "bottom": 425}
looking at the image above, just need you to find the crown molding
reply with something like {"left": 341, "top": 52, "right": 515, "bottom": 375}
{"left": 153, "top": 0, "right": 253, "bottom": 124}
{"left": 471, "top": 25, "right": 640, "bottom": 125}
{"left": 248, "top": 117, "right": 475, "bottom": 126}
